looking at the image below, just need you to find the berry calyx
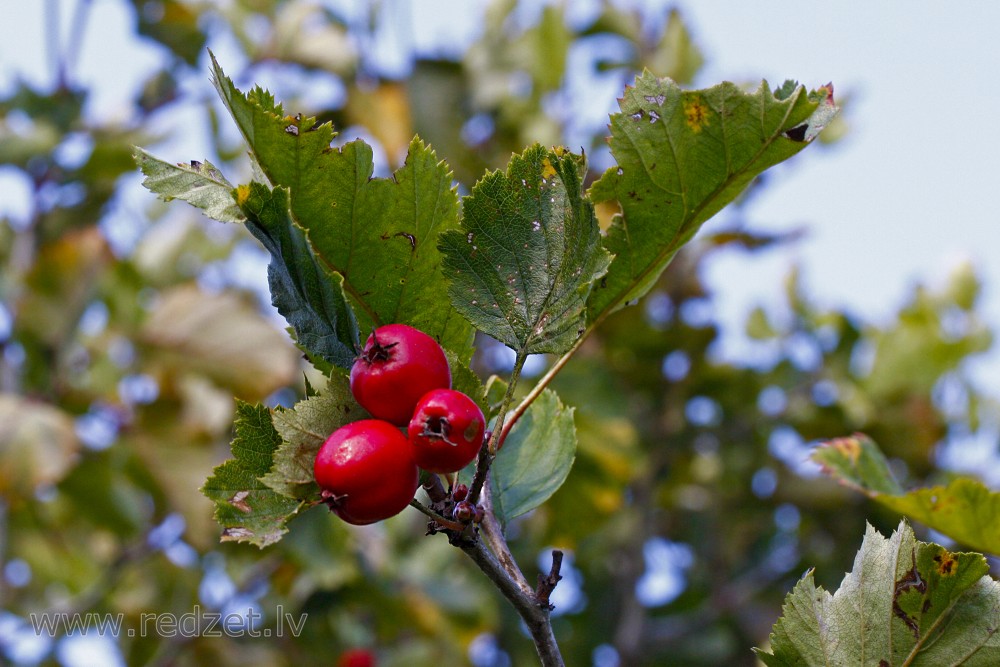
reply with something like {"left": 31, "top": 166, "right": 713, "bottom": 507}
{"left": 350, "top": 324, "right": 451, "bottom": 426}
{"left": 314, "top": 419, "right": 419, "bottom": 525}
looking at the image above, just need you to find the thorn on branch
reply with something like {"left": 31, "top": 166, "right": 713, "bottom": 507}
{"left": 535, "top": 549, "right": 564, "bottom": 610}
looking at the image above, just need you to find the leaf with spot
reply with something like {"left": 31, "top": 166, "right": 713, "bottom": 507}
{"left": 813, "top": 435, "right": 1000, "bottom": 556}
{"left": 211, "top": 54, "right": 474, "bottom": 362}
{"left": 236, "top": 182, "right": 358, "bottom": 371}
{"left": 201, "top": 402, "right": 309, "bottom": 548}
{"left": 439, "top": 145, "right": 611, "bottom": 355}
{"left": 588, "top": 72, "right": 836, "bottom": 321}
{"left": 757, "top": 521, "right": 1000, "bottom": 667}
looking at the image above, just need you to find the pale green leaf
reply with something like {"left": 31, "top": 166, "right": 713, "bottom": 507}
{"left": 134, "top": 147, "right": 244, "bottom": 223}
{"left": 262, "top": 374, "right": 367, "bottom": 500}
{"left": 201, "top": 402, "right": 308, "bottom": 548}
{"left": 439, "top": 145, "right": 611, "bottom": 355}
{"left": 487, "top": 389, "right": 576, "bottom": 523}
{"left": 813, "top": 435, "right": 1000, "bottom": 555}
{"left": 588, "top": 73, "right": 836, "bottom": 320}
{"left": 757, "top": 521, "right": 1000, "bottom": 666}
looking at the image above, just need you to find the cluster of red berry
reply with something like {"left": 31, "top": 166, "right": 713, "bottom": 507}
{"left": 313, "top": 324, "right": 486, "bottom": 525}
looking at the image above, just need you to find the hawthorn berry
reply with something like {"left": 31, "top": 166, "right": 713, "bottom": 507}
{"left": 408, "top": 389, "right": 486, "bottom": 473}
{"left": 337, "top": 648, "right": 376, "bottom": 667}
{"left": 452, "top": 483, "right": 469, "bottom": 502}
{"left": 314, "top": 419, "right": 418, "bottom": 525}
{"left": 350, "top": 324, "right": 451, "bottom": 426}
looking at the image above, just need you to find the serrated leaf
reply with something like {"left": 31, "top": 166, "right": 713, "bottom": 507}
{"left": 756, "top": 521, "right": 1000, "bottom": 666}
{"left": 201, "top": 402, "right": 307, "bottom": 548}
{"left": 813, "top": 435, "right": 1000, "bottom": 555}
{"left": 439, "top": 145, "right": 611, "bottom": 355}
{"left": 588, "top": 73, "right": 836, "bottom": 320}
{"left": 134, "top": 148, "right": 244, "bottom": 223}
{"left": 262, "top": 374, "right": 367, "bottom": 500}
{"left": 236, "top": 182, "right": 359, "bottom": 370}
{"left": 210, "top": 54, "right": 474, "bottom": 362}
{"left": 487, "top": 389, "right": 576, "bottom": 523}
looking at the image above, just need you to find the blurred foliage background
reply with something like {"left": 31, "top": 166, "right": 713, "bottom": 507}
{"left": 0, "top": 1, "right": 995, "bottom": 666}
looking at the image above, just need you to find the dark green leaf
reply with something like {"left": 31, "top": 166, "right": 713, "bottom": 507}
{"left": 236, "top": 182, "right": 359, "bottom": 370}
{"left": 201, "top": 402, "right": 308, "bottom": 548}
{"left": 588, "top": 73, "right": 836, "bottom": 320}
{"left": 814, "top": 435, "right": 1000, "bottom": 555}
{"left": 757, "top": 521, "right": 1000, "bottom": 666}
{"left": 211, "top": 54, "right": 474, "bottom": 362}
{"left": 439, "top": 145, "right": 611, "bottom": 354}
{"left": 134, "top": 148, "right": 245, "bottom": 223}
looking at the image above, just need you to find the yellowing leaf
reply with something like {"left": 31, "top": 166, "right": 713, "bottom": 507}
{"left": 813, "top": 435, "right": 1000, "bottom": 555}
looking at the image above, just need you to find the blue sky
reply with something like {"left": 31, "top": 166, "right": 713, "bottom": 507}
{"left": 2, "top": 0, "right": 999, "bottom": 386}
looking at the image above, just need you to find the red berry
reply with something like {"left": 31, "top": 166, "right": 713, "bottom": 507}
{"left": 350, "top": 324, "right": 451, "bottom": 426}
{"left": 408, "top": 389, "right": 486, "bottom": 474}
{"left": 337, "top": 648, "right": 376, "bottom": 667}
{"left": 314, "top": 420, "right": 418, "bottom": 525}
{"left": 452, "top": 483, "right": 469, "bottom": 502}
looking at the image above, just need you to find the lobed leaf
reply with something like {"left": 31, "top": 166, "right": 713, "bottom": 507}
{"left": 813, "top": 435, "right": 1000, "bottom": 555}
{"left": 588, "top": 72, "right": 836, "bottom": 321}
{"left": 133, "top": 148, "right": 244, "bottom": 223}
{"left": 439, "top": 145, "right": 611, "bottom": 355}
{"left": 757, "top": 521, "right": 1000, "bottom": 666}
{"left": 201, "top": 402, "right": 308, "bottom": 548}
{"left": 236, "top": 182, "right": 359, "bottom": 370}
{"left": 261, "top": 374, "right": 367, "bottom": 500}
{"left": 211, "top": 54, "right": 474, "bottom": 362}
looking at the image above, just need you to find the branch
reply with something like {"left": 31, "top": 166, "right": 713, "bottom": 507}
{"left": 535, "top": 550, "right": 564, "bottom": 610}
{"left": 457, "top": 538, "right": 565, "bottom": 667}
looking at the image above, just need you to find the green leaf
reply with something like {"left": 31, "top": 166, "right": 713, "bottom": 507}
{"left": 487, "top": 389, "right": 576, "bottom": 524}
{"left": 588, "top": 73, "right": 836, "bottom": 320}
{"left": 236, "top": 182, "right": 359, "bottom": 370}
{"left": 210, "top": 54, "right": 474, "bottom": 362}
{"left": 134, "top": 148, "right": 244, "bottom": 223}
{"left": 813, "top": 435, "right": 1000, "bottom": 555}
{"left": 261, "top": 374, "right": 367, "bottom": 500}
{"left": 756, "top": 521, "right": 1000, "bottom": 666}
{"left": 439, "top": 145, "right": 611, "bottom": 355}
{"left": 201, "top": 402, "right": 308, "bottom": 548}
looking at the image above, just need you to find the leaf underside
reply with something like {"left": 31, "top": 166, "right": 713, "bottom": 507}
{"left": 757, "top": 521, "right": 1000, "bottom": 667}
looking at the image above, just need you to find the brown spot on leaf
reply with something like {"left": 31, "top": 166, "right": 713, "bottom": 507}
{"left": 892, "top": 554, "right": 926, "bottom": 638}
{"left": 683, "top": 95, "right": 710, "bottom": 133}
{"left": 229, "top": 490, "right": 252, "bottom": 514}
{"left": 933, "top": 551, "right": 958, "bottom": 576}
{"left": 221, "top": 527, "right": 253, "bottom": 541}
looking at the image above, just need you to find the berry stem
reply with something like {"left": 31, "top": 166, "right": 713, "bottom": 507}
{"left": 468, "top": 350, "right": 527, "bottom": 506}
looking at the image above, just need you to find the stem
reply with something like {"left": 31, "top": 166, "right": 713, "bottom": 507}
{"left": 469, "top": 350, "right": 527, "bottom": 505}
{"left": 408, "top": 499, "right": 466, "bottom": 533}
{"left": 458, "top": 539, "right": 564, "bottom": 667}
{"left": 498, "top": 338, "right": 583, "bottom": 449}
